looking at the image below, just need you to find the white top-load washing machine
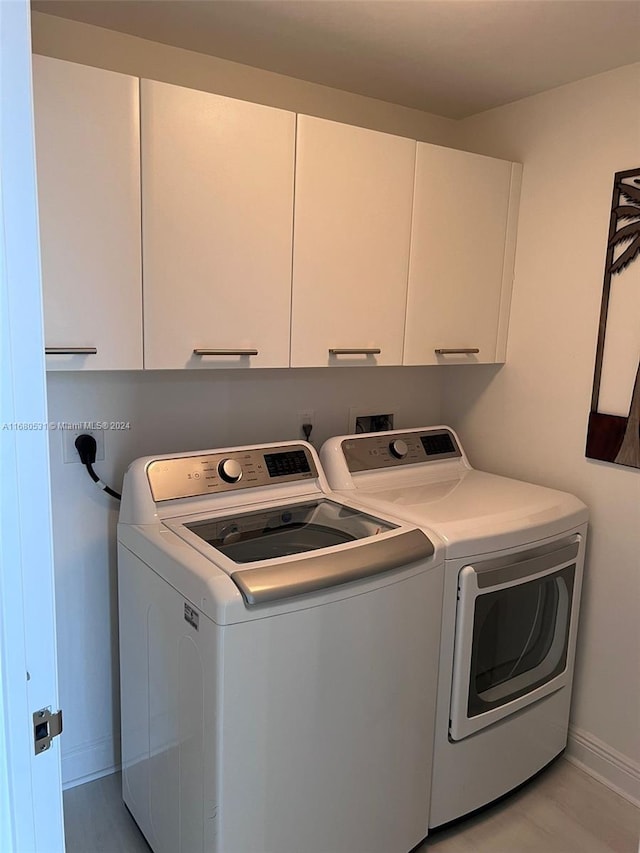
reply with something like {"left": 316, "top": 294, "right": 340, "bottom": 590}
{"left": 320, "top": 426, "right": 589, "bottom": 828}
{"left": 117, "top": 440, "right": 444, "bottom": 853}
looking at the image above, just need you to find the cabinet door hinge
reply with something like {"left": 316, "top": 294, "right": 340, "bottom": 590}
{"left": 33, "top": 708, "right": 63, "bottom": 755}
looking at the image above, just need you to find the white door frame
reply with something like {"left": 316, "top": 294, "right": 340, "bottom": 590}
{"left": 0, "top": 0, "right": 65, "bottom": 849}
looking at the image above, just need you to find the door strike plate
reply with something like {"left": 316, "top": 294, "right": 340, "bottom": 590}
{"left": 33, "top": 707, "right": 63, "bottom": 754}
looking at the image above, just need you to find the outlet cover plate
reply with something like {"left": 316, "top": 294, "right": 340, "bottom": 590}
{"left": 62, "top": 428, "right": 105, "bottom": 464}
{"left": 297, "top": 409, "right": 315, "bottom": 427}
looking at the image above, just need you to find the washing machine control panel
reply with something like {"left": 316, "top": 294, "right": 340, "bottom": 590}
{"left": 342, "top": 429, "right": 461, "bottom": 473}
{"left": 147, "top": 444, "right": 318, "bottom": 502}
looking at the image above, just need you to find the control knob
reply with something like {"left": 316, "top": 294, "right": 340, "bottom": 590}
{"left": 218, "top": 458, "right": 243, "bottom": 484}
{"left": 389, "top": 439, "right": 409, "bottom": 459}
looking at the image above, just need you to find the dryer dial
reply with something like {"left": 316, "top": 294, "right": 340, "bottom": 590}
{"left": 218, "top": 458, "right": 243, "bottom": 483}
{"left": 389, "top": 439, "right": 409, "bottom": 459}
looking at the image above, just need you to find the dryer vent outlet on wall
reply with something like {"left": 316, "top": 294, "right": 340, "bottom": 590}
{"left": 351, "top": 412, "right": 395, "bottom": 433}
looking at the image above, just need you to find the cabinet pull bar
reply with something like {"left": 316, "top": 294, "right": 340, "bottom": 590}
{"left": 45, "top": 347, "right": 98, "bottom": 355}
{"left": 328, "top": 348, "right": 381, "bottom": 356}
{"left": 193, "top": 348, "right": 259, "bottom": 356}
{"left": 434, "top": 348, "right": 480, "bottom": 355}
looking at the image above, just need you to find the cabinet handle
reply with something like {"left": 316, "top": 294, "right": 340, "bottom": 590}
{"left": 328, "top": 348, "right": 381, "bottom": 356}
{"left": 45, "top": 347, "right": 98, "bottom": 355}
{"left": 434, "top": 348, "right": 480, "bottom": 355}
{"left": 193, "top": 348, "right": 259, "bottom": 356}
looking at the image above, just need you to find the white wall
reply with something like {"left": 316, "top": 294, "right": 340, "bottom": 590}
{"left": 31, "top": 11, "right": 456, "bottom": 146}
{"left": 443, "top": 63, "right": 640, "bottom": 803}
{"left": 47, "top": 367, "right": 442, "bottom": 785}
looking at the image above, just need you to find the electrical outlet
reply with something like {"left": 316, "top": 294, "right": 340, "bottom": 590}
{"left": 297, "top": 410, "right": 315, "bottom": 441}
{"left": 62, "top": 428, "right": 105, "bottom": 464}
{"left": 348, "top": 409, "right": 395, "bottom": 434}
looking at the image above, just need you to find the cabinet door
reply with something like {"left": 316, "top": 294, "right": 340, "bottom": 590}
{"left": 404, "top": 144, "right": 521, "bottom": 365}
{"left": 291, "top": 116, "right": 416, "bottom": 367}
{"left": 142, "top": 80, "right": 295, "bottom": 370}
{"left": 33, "top": 56, "right": 142, "bottom": 371}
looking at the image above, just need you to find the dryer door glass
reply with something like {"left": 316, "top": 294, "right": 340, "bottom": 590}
{"left": 468, "top": 564, "right": 574, "bottom": 717}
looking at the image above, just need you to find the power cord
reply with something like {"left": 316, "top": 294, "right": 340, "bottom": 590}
{"left": 75, "top": 434, "right": 121, "bottom": 501}
{"left": 302, "top": 422, "right": 313, "bottom": 443}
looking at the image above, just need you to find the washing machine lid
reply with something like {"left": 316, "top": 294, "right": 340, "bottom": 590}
{"left": 164, "top": 497, "right": 435, "bottom": 605}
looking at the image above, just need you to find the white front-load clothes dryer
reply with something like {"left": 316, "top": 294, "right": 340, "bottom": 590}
{"left": 320, "top": 426, "right": 588, "bottom": 829}
{"left": 117, "top": 441, "right": 444, "bottom": 853}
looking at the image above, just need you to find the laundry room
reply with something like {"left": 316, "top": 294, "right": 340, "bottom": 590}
{"left": 2, "top": 1, "right": 639, "bottom": 851}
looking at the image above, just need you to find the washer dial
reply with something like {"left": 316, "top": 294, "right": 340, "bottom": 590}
{"left": 218, "top": 458, "right": 243, "bottom": 483}
{"left": 389, "top": 439, "right": 409, "bottom": 459}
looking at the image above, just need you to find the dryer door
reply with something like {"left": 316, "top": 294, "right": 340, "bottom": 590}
{"left": 449, "top": 536, "right": 581, "bottom": 741}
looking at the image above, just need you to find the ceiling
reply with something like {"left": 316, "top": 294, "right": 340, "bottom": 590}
{"left": 31, "top": 0, "right": 640, "bottom": 119}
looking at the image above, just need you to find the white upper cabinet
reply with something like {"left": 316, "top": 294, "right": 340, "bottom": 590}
{"left": 291, "top": 116, "right": 416, "bottom": 367}
{"left": 141, "top": 80, "right": 295, "bottom": 370}
{"left": 34, "top": 61, "right": 522, "bottom": 373}
{"left": 33, "top": 56, "right": 142, "bottom": 371}
{"left": 403, "top": 144, "right": 521, "bottom": 365}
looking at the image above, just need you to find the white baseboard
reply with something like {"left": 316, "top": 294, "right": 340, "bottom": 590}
{"left": 61, "top": 733, "right": 120, "bottom": 791}
{"left": 567, "top": 725, "right": 640, "bottom": 807}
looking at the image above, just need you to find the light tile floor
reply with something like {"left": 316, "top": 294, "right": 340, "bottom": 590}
{"left": 63, "top": 758, "right": 639, "bottom": 853}
{"left": 419, "top": 759, "right": 639, "bottom": 853}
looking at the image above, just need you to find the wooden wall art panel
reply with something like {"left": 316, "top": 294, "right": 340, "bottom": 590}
{"left": 586, "top": 167, "right": 640, "bottom": 468}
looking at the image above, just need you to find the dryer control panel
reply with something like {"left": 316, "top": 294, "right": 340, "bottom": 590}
{"left": 146, "top": 444, "right": 318, "bottom": 502}
{"left": 342, "top": 429, "right": 461, "bottom": 473}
